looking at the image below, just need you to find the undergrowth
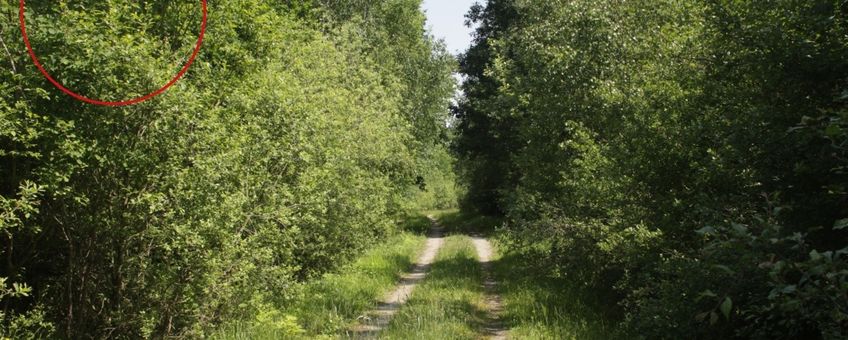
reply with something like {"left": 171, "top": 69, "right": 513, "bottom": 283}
{"left": 212, "top": 214, "right": 431, "bottom": 339}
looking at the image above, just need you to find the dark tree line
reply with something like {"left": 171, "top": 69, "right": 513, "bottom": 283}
{"left": 455, "top": 1, "right": 847, "bottom": 338}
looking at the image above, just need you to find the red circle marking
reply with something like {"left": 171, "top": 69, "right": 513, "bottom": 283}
{"left": 19, "top": 0, "right": 207, "bottom": 107}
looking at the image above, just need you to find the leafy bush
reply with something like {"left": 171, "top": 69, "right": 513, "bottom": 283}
{"left": 1, "top": 0, "right": 456, "bottom": 337}
{"left": 456, "top": 0, "right": 848, "bottom": 338}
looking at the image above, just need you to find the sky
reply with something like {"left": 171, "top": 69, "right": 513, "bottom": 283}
{"left": 421, "top": 0, "right": 479, "bottom": 55}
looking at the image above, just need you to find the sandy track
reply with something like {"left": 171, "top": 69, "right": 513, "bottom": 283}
{"left": 471, "top": 234, "right": 508, "bottom": 340}
{"left": 348, "top": 217, "right": 445, "bottom": 338}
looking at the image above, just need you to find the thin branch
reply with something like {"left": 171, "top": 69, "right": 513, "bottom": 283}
{"left": 0, "top": 34, "right": 17, "bottom": 74}
{"left": 1, "top": 5, "right": 18, "bottom": 74}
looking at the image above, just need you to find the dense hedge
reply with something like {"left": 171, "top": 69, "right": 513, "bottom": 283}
{"left": 0, "top": 0, "right": 456, "bottom": 338}
{"left": 456, "top": 1, "right": 848, "bottom": 339}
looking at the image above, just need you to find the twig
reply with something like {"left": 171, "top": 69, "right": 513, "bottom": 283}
{"left": 0, "top": 34, "right": 17, "bottom": 74}
{"left": 1, "top": 5, "right": 18, "bottom": 74}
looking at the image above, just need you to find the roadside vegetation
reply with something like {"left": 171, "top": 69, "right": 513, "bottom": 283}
{"left": 431, "top": 210, "right": 616, "bottom": 339}
{"left": 3, "top": 0, "right": 846, "bottom": 339}
{"left": 214, "top": 217, "right": 428, "bottom": 339}
{"left": 455, "top": 0, "right": 848, "bottom": 339}
{"left": 491, "top": 246, "right": 616, "bottom": 340}
{"left": 1, "top": 1, "right": 457, "bottom": 338}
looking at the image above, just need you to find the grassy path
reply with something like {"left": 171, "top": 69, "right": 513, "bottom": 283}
{"left": 348, "top": 218, "right": 445, "bottom": 337}
{"left": 216, "top": 210, "right": 616, "bottom": 339}
{"left": 379, "top": 235, "right": 488, "bottom": 339}
{"left": 349, "top": 213, "right": 513, "bottom": 340}
{"left": 390, "top": 210, "right": 616, "bottom": 340}
{"left": 365, "top": 211, "right": 510, "bottom": 340}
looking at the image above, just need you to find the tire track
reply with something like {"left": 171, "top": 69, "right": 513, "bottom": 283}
{"left": 348, "top": 217, "right": 445, "bottom": 338}
{"left": 471, "top": 234, "right": 508, "bottom": 340}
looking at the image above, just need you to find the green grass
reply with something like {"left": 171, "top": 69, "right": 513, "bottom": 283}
{"left": 215, "top": 211, "right": 618, "bottom": 339}
{"left": 430, "top": 210, "right": 618, "bottom": 339}
{"left": 292, "top": 232, "right": 427, "bottom": 334}
{"left": 425, "top": 209, "right": 502, "bottom": 235}
{"left": 213, "top": 227, "right": 427, "bottom": 339}
{"left": 380, "top": 235, "right": 488, "bottom": 340}
{"left": 400, "top": 211, "right": 439, "bottom": 234}
{"left": 492, "top": 246, "right": 618, "bottom": 340}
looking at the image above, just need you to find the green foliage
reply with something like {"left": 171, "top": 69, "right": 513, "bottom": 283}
{"left": 290, "top": 231, "right": 424, "bottom": 336}
{"left": 457, "top": 0, "right": 848, "bottom": 338}
{"left": 492, "top": 246, "right": 616, "bottom": 340}
{"left": 428, "top": 209, "right": 501, "bottom": 235}
{"left": 408, "top": 147, "right": 462, "bottom": 211}
{"left": 213, "top": 231, "right": 425, "bottom": 339}
{"left": 453, "top": 0, "right": 519, "bottom": 215}
{"left": 0, "top": 306, "right": 54, "bottom": 340}
{"left": 1, "top": 0, "right": 456, "bottom": 338}
{"left": 318, "top": 0, "right": 461, "bottom": 213}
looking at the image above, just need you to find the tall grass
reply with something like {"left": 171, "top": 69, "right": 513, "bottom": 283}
{"left": 215, "top": 211, "right": 618, "bottom": 339}
{"left": 492, "top": 246, "right": 618, "bottom": 340}
{"left": 291, "top": 231, "right": 426, "bottom": 334}
{"left": 213, "top": 220, "right": 428, "bottom": 339}
{"left": 380, "top": 236, "right": 488, "bottom": 339}
{"left": 432, "top": 210, "right": 619, "bottom": 339}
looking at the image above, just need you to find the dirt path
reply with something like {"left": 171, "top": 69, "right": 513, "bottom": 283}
{"left": 349, "top": 217, "right": 445, "bottom": 338}
{"left": 471, "top": 234, "right": 508, "bottom": 340}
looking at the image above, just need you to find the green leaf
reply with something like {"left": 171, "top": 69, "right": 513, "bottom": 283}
{"left": 696, "top": 289, "right": 717, "bottom": 302}
{"left": 834, "top": 218, "right": 848, "bottom": 230}
{"left": 713, "top": 264, "right": 735, "bottom": 275}
{"left": 825, "top": 124, "right": 843, "bottom": 137}
{"left": 810, "top": 249, "right": 822, "bottom": 261}
{"left": 11, "top": 282, "right": 30, "bottom": 297}
{"left": 695, "top": 226, "right": 716, "bottom": 235}
{"left": 700, "top": 289, "right": 717, "bottom": 298}
{"left": 781, "top": 285, "right": 796, "bottom": 294}
{"left": 720, "top": 297, "right": 732, "bottom": 319}
{"left": 731, "top": 223, "right": 748, "bottom": 235}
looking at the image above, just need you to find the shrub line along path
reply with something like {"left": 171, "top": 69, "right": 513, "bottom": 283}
{"left": 349, "top": 217, "right": 445, "bottom": 337}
